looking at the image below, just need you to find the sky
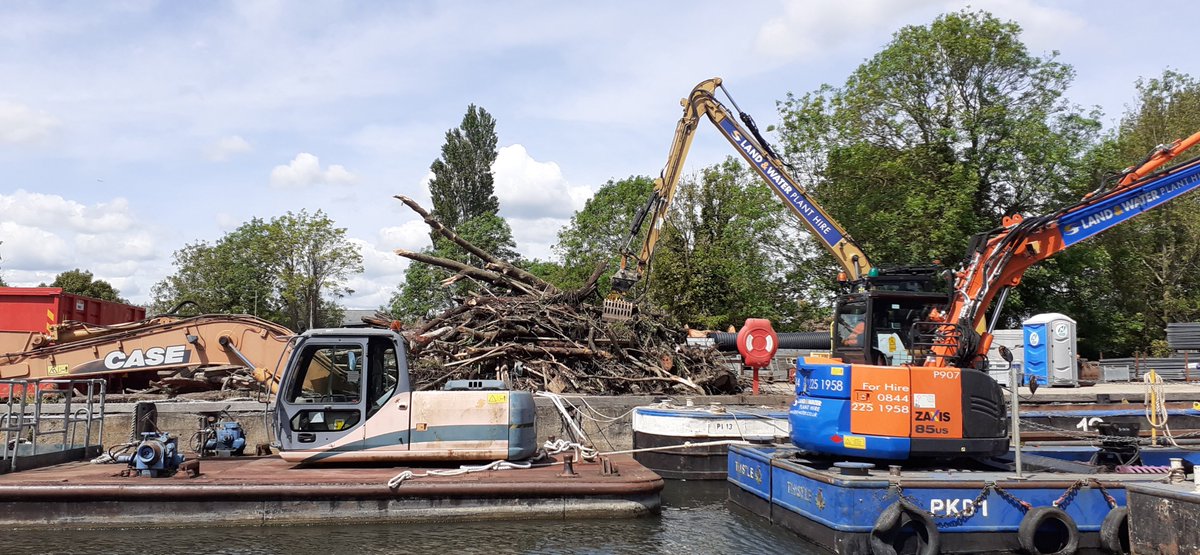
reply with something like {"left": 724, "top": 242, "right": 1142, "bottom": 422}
{"left": 1, "top": 0, "right": 1196, "bottom": 310}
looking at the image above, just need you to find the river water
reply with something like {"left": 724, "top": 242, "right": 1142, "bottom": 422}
{"left": 16, "top": 480, "right": 823, "bottom": 554}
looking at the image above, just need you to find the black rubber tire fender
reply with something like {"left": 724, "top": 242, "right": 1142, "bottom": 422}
{"left": 869, "top": 499, "right": 940, "bottom": 555}
{"left": 1018, "top": 506, "right": 1080, "bottom": 555}
{"left": 1099, "top": 507, "right": 1130, "bottom": 555}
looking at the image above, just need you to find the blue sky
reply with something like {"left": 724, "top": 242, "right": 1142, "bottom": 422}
{"left": 0, "top": 0, "right": 1195, "bottom": 309}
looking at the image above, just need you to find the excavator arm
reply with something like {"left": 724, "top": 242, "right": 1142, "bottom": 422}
{"left": 928, "top": 130, "right": 1200, "bottom": 367}
{"left": 610, "top": 77, "right": 872, "bottom": 297}
{"left": 0, "top": 314, "right": 296, "bottom": 391}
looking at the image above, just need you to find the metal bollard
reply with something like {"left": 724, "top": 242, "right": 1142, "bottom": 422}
{"left": 559, "top": 454, "right": 579, "bottom": 478}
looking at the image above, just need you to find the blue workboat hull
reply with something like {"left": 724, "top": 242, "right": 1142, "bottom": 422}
{"left": 727, "top": 444, "right": 1158, "bottom": 554}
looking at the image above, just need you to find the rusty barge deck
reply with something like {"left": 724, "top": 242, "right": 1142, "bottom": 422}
{"left": 0, "top": 455, "right": 663, "bottom": 528}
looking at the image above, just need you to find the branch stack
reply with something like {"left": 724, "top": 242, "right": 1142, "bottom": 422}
{"left": 387, "top": 195, "right": 738, "bottom": 395}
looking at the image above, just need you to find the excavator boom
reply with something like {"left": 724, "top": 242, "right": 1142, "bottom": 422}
{"left": 0, "top": 314, "right": 296, "bottom": 391}
{"left": 927, "top": 130, "right": 1200, "bottom": 367}
{"left": 611, "top": 78, "right": 872, "bottom": 301}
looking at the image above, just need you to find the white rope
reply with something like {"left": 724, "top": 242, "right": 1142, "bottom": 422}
{"left": 1145, "top": 370, "right": 1181, "bottom": 447}
{"left": 543, "top": 437, "right": 598, "bottom": 460}
{"left": 535, "top": 391, "right": 592, "bottom": 446}
{"left": 387, "top": 459, "right": 534, "bottom": 488}
{"left": 383, "top": 436, "right": 754, "bottom": 487}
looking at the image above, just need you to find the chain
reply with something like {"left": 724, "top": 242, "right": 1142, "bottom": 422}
{"left": 882, "top": 476, "right": 1116, "bottom": 521}
{"left": 993, "top": 483, "right": 1034, "bottom": 512}
{"left": 1019, "top": 419, "right": 1144, "bottom": 443}
{"left": 1052, "top": 479, "right": 1085, "bottom": 508}
{"left": 1088, "top": 478, "right": 1119, "bottom": 509}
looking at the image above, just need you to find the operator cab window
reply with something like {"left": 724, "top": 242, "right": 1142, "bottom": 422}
{"left": 837, "top": 302, "right": 867, "bottom": 347}
{"left": 287, "top": 344, "right": 364, "bottom": 404}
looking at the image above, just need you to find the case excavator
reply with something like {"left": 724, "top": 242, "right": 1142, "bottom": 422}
{"left": 0, "top": 315, "right": 536, "bottom": 464}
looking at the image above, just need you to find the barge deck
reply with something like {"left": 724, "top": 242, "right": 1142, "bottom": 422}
{"left": 0, "top": 454, "right": 662, "bottom": 528}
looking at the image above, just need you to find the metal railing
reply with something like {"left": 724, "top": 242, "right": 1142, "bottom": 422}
{"left": 0, "top": 379, "right": 106, "bottom": 473}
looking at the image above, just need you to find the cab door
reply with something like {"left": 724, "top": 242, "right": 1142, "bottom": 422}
{"left": 358, "top": 335, "right": 411, "bottom": 451}
{"left": 275, "top": 338, "right": 368, "bottom": 452}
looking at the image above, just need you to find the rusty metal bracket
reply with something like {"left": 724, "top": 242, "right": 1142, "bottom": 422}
{"left": 600, "top": 456, "right": 619, "bottom": 476}
{"left": 180, "top": 459, "right": 201, "bottom": 478}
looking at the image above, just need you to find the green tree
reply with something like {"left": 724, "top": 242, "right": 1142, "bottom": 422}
{"left": 390, "top": 104, "right": 516, "bottom": 321}
{"left": 0, "top": 241, "right": 7, "bottom": 287}
{"left": 429, "top": 104, "right": 501, "bottom": 233}
{"left": 272, "top": 210, "right": 364, "bottom": 330}
{"left": 1067, "top": 70, "right": 1200, "bottom": 356}
{"left": 153, "top": 210, "right": 362, "bottom": 330}
{"left": 552, "top": 175, "right": 655, "bottom": 290}
{"left": 777, "top": 10, "right": 1099, "bottom": 271}
{"left": 645, "top": 159, "right": 822, "bottom": 331}
{"left": 152, "top": 218, "right": 281, "bottom": 319}
{"left": 41, "top": 269, "right": 126, "bottom": 303}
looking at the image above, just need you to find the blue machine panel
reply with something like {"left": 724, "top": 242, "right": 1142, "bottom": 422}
{"left": 790, "top": 361, "right": 911, "bottom": 459}
{"left": 771, "top": 463, "right": 885, "bottom": 532}
{"left": 734, "top": 446, "right": 1129, "bottom": 537}
{"left": 1058, "top": 160, "right": 1200, "bottom": 246}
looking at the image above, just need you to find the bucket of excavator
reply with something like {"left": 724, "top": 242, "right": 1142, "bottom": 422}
{"left": 602, "top": 297, "right": 636, "bottom": 322}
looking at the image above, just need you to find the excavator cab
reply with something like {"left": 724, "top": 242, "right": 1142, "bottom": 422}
{"left": 274, "top": 329, "right": 410, "bottom": 456}
{"left": 832, "top": 290, "right": 949, "bottom": 366}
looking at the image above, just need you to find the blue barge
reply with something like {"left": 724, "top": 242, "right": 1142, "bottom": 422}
{"left": 726, "top": 443, "right": 1172, "bottom": 554}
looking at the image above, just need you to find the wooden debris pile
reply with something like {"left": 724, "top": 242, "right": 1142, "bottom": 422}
{"left": 385, "top": 195, "right": 739, "bottom": 395}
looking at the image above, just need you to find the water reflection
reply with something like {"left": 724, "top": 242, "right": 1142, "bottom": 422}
{"left": 18, "top": 481, "right": 822, "bottom": 554}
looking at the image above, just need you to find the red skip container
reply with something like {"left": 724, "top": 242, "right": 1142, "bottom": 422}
{"left": 0, "top": 287, "right": 145, "bottom": 333}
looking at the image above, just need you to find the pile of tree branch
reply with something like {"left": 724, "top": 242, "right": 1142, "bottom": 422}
{"left": 385, "top": 195, "right": 739, "bottom": 395}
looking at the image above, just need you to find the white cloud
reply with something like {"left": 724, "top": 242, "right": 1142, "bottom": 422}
{"left": 0, "top": 190, "right": 134, "bottom": 233}
{"left": 269, "top": 152, "right": 358, "bottom": 188}
{"left": 206, "top": 135, "right": 253, "bottom": 161}
{"left": 75, "top": 231, "right": 157, "bottom": 262}
{"left": 754, "top": 0, "right": 940, "bottom": 64}
{"left": 506, "top": 216, "right": 570, "bottom": 261}
{"left": 955, "top": 0, "right": 1088, "bottom": 53}
{"left": 0, "top": 191, "right": 164, "bottom": 304}
{"left": 492, "top": 144, "right": 592, "bottom": 219}
{"left": 0, "top": 100, "right": 59, "bottom": 145}
{"left": 0, "top": 222, "right": 72, "bottom": 269}
{"left": 341, "top": 237, "right": 411, "bottom": 309}
{"left": 378, "top": 220, "right": 432, "bottom": 251}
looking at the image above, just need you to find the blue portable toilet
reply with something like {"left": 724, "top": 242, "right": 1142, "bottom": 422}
{"left": 1022, "top": 313, "right": 1078, "bottom": 387}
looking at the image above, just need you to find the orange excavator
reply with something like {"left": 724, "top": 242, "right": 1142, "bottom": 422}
{"left": 796, "top": 129, "right": 1200, "bottom": 459}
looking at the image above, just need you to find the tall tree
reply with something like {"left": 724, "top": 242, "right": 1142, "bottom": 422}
{"left": 153, "top": 210, "right": 362, "bottom": 330}
{"left": 390, "top": 104, "right": 515, "bottom": 320}
{"left": 428, "top": 104, "right": 501, "bottom": 233}
{"left": 273, "top": 210, "right": 364, "bottom": 330}
{"left": 0, "top": 242, "right": 7, "bottom": 287}
{"left": 777, "top": 10, "right": 1098, "bottom": 271}
{"left": 41, "top": 269, "right": 126, "bottom": 303}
